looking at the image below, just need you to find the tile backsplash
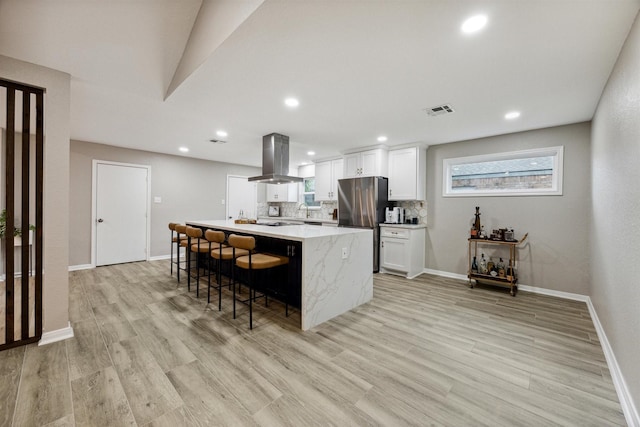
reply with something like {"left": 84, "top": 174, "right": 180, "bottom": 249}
{"left": 258, "top": 199, "right": 427, "bottom": 225}
{"left": 258, "top": 201, "right": 337, "bottom": 220}
{"left": 397, "top": 200, "right": 428, "bottom": 225}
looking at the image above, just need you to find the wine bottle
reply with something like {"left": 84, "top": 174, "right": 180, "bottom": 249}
{"left": 506, "top": 260, "right": 514, "bottom": 281}
{"left": 498, "top": 258, "right": 505, "bottom": 277}
{"left": 473, "top": 207, "right": 481, "bottom": 236}
{"left": 471, "top": 256, "right": 478, "bottom": 273}
{"left": 479, "top": 254, "right": 487, "bottom": 274}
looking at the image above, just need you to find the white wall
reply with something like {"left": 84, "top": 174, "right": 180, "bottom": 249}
{"left": 1, "top": 54, "right": 71, "bottom": 334}
{"left": 69, "top": 139, "right": 260, "bottom": 265}
{"left": 425, "top": 122, "right": 592, "bottom": 295}
{"left": 591, "top": 11, "right": 640, "bottom": 420}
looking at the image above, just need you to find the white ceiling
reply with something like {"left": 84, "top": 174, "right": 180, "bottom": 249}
{"left": 1, "top": 0, "right": 638, "bottom": 169}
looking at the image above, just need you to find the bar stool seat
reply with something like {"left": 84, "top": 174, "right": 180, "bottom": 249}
{"left": 235, "top": 253, "right": 284, "bottom": 269}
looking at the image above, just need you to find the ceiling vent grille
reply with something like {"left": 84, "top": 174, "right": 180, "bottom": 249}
{"left": 424, "top": 104, "right": 455, "bottom": 117}
{"left": 209, "top": 139, "right": 227, "bottom": 144}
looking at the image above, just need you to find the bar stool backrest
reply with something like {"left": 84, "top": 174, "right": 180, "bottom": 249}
{"left": 205, "top": 230, "right": 225, "bottom": 244}
{"left": 186, "top": 226, "right": 203, "bottom": 239}
{"left": 228, "top": 234, "right": 256, "bottom": 251}
{"left": 168, "top": 222, "right": 177, "bottom": 231}
{"left": 175, "top": 224, "right": 187, "bottom": 235}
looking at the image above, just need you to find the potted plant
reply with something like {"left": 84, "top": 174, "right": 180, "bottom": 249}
{"left": 0, "top": 209, "right": 36, "bottom": 243}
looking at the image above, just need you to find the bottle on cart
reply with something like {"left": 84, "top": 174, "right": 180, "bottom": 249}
{"left": 487, "top": 257, "right": 495, "bottom": 274}
{"left": 498, "top": 258, "right": 505, "bottom": 277}
{"left": 471, "top": 256, "right": 478, "bottom": 273}
{"left": 480, "top": 225, "right": 486, "bottom": 239}
{"left": 479, "top": 253, "right": 487, "bottom": 274}
{"left": 473, "top": 207, "right": 481, "bottom": 238}
{"left": 506, "top": 260, "right": 515, "bottom": 281}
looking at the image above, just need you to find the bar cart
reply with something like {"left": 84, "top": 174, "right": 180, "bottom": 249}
{"left": 468, "top": 233, "right": 528, "bottom": 296}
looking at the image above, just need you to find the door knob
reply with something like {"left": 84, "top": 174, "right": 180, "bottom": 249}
{"left": 97, "top": 218, "right": 104, "bottom": 223}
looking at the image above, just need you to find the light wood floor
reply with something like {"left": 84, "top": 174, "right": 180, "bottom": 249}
{"left": 0, "top": 260, "right": 626, "bottom": 426}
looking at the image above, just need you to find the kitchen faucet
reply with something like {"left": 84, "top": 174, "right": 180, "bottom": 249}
{"left": 298, "top": 202, "right": 309, "bottom": 218}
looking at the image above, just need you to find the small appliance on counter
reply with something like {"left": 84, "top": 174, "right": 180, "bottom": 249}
{"left": 268, "top": 205, "right": 280, "bottom": 217}
{"left": 384, "top": 207, "right": 405, "bottom": 224}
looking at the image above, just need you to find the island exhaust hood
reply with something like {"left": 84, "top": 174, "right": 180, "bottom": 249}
{"left": 248, "top": 133, "right": 303, "bottom": 184}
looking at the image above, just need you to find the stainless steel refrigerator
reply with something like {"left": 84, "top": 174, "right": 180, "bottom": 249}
{"left": 337, "top": 176, "right": 389, "bottom": 272}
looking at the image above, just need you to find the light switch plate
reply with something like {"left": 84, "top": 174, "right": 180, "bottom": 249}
{"left": 153, "top": 196, "right": 162, "bottom": 203}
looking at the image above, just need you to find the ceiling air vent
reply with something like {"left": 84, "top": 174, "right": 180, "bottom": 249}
{"left": 209, "top": 139, "right": 227, "bottom": 144}
{"left": 424, "top": 104, "right": 455, "bottom": 117}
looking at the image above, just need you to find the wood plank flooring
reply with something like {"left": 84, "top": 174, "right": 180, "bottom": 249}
{"left": 0, "top": 260, "right": 626, "bottom": 426}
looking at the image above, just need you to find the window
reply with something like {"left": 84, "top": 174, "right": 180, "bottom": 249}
{"left": 443, "top": 146, "right": 564, "bottom": 197}
{"left": 302, "top": 177, "right": 321, "bottom": 207}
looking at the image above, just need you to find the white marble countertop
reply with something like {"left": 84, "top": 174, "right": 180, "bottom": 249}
{"left": 187, "top": 219, "right": 369, "bottom": 242}
{"left": 258, "top": 216, "right": 338, "bottom": 225}
{"left": 380, "top": 223, "right": 427, "bottom": 229}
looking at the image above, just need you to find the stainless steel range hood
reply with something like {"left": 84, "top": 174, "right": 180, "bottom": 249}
{"left": 248, "top": 133, "right": 303, "bottom": 184}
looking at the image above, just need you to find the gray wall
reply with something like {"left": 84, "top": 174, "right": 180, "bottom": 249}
{"left": 425, "top": 122, "right": 591, "bottom": 295}
{"left": 69, "top": 140, "right": 260, "bottom": 266}
{"left": 591, "top": 11, "right": 640, "bottom": 415}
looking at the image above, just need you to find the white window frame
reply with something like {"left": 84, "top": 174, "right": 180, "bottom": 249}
{"left": 302, "top": 177, "right": 321, "bottom": 209}
{"left": 443, "top": 146, "right": 564, "bottom": 197}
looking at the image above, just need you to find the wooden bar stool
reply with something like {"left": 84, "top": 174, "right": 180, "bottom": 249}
{"left": 185, "top": 226, "right": 210, "bottom": 296}
{"left": 204, "top": 230, "right": 248, "bottom": 310}
{"left": 228, "top": 234, "right": 289, "bottom": 329}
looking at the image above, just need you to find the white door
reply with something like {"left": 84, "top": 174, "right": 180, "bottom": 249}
{"left": 227, "top": 175, "right": 257, "bottom": 220}
{"left": 95, "top": 162, "right": 149, "bottom": 266}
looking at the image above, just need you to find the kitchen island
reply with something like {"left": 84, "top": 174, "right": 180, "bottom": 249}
{"left": 187, "top": 219, "right": 373, "bottom": 330}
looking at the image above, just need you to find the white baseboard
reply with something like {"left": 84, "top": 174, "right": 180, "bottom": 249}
{"left": 68, "top": 264, "right": 94, "bottom": 271}
{"left": 150, "top": 248, "right": 186, "bottom": 262}
{"left": 423, "top": 268, "right": 467, "bottom": 281}
{"left": 517, "top": 284, "right": 589, "bottom": 302}
{"left": 38, "top": 322, "right": 74, "bottom": 346}
{"left": 587, "top": 298, "right": 640, "bottom": 427}
{"left": 424, "top": 267, "right": 638, "bottom": 426}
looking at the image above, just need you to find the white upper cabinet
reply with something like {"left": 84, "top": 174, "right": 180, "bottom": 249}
{"left": 315, "top": 158, "right": 343, "bottom": 201}
{"left": 388, "top": 147, "right": 426, "bottom": 201}
{"left": 266, "top": 183, "right": 298, "bottom": 202}
{"left": 343, "top": 149, "right": 388, "bottom": 178}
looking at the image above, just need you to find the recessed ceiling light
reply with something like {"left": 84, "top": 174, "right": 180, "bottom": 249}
{"left": 505, "top": 111, "right": 521, "bottom": 120}
{"left": 216, "top": 130, "right": 228, "bottom": 137}
{"left": 179, "top": 147, "right": 189, "bottom": 153}
{"left": 307, "top": 151, "right": 315, "bottom": 156}
{"left": 461, "top": 14, "right": 488, "bottom": 34}
{"left": 377, "top": 136, "right": 388, "bottom": 142}
{"left": 284, "top": 97, "right": 299, "bottom": 108}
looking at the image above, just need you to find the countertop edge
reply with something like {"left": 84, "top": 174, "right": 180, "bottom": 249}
{"left": 380, "top": 223, "right": 427, "bottom": 229}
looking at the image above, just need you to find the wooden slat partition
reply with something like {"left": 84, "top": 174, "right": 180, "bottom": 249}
{"left": 1, "top": 78, "right": 44, "bottom": 350}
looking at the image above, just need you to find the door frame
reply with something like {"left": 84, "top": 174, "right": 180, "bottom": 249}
{"left": 91, "top": 160, "right": 151, "bottom": 268}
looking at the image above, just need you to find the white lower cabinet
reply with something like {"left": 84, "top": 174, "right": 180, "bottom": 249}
{"left": 380, "top": 225, "right": 425, "bottom": 279}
